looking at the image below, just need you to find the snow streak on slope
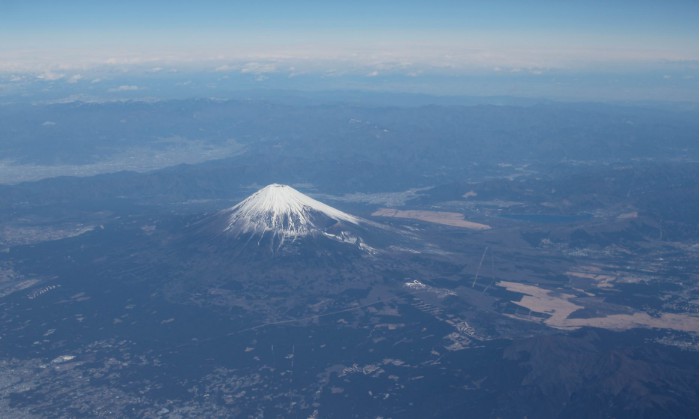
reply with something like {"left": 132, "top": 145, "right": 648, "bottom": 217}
{"left": 223, "top": 184, "right": 359, "bottom": 240}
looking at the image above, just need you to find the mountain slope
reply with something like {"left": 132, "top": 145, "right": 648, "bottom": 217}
{"left": 204, "top": 184, "right": 378, "bottom": 253}
{"left": 224, "top": 184, "right": 358, "bottom": 238}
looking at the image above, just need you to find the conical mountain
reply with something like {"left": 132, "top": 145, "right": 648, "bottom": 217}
{"left": 210, "top": 184, "right": 375, "bottom": 252}
{"left": 224, "top": 184, "right": 358, "bottom": 236}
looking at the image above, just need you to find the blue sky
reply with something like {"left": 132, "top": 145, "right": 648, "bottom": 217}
{"left": 0, "top": 1, "right": 697, "bottom": 101}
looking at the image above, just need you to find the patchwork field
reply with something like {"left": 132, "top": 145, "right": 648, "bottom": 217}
{"left": 372, "top": 208, "right": 491, "bottom": 230}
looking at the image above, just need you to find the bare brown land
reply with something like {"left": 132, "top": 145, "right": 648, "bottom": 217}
{"left": 498, "top": 281, "right": 698, "bottom": 333}
{"left": 372, "top": 208, "right": 491, "bottom": 230}
{"left": 566, "top": 265, "right": 645, "bottom": 288}
{"left": 617, "top": 211, "right": 639, "bottom": 220}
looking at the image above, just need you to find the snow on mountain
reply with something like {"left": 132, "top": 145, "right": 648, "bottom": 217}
{"left": 221, "top": 184, "right": 364, "bottom": 247}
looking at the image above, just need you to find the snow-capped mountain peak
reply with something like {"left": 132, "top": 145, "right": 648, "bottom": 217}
{"left": 222, "top": 184, "right": 359, "bottom": 240}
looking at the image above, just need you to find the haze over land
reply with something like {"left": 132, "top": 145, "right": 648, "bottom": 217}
{"left": 0, "top": 1, "right": 697, "bottom": 103}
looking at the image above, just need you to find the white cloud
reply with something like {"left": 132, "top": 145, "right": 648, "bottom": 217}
{"left": 108, "top": 85, "right": 140, "bottom": 92}
{"left": 240, "top": 62, "right": 277, "bottom": 75}
{"left": 36, "top": 71, "right": 64, "bottom": 81}
{"left": 67, "top": 74, "right": 83, "bottom": 84}
{"left": 214, "top": 64, "right": 233, "bottom": 72}
{"left": 0, "top": 38, "right": 695, "bottom": 92}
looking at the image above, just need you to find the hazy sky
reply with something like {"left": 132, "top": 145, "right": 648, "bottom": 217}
{"left": 0, "top": 1, "right": 697, "bottom": 101}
